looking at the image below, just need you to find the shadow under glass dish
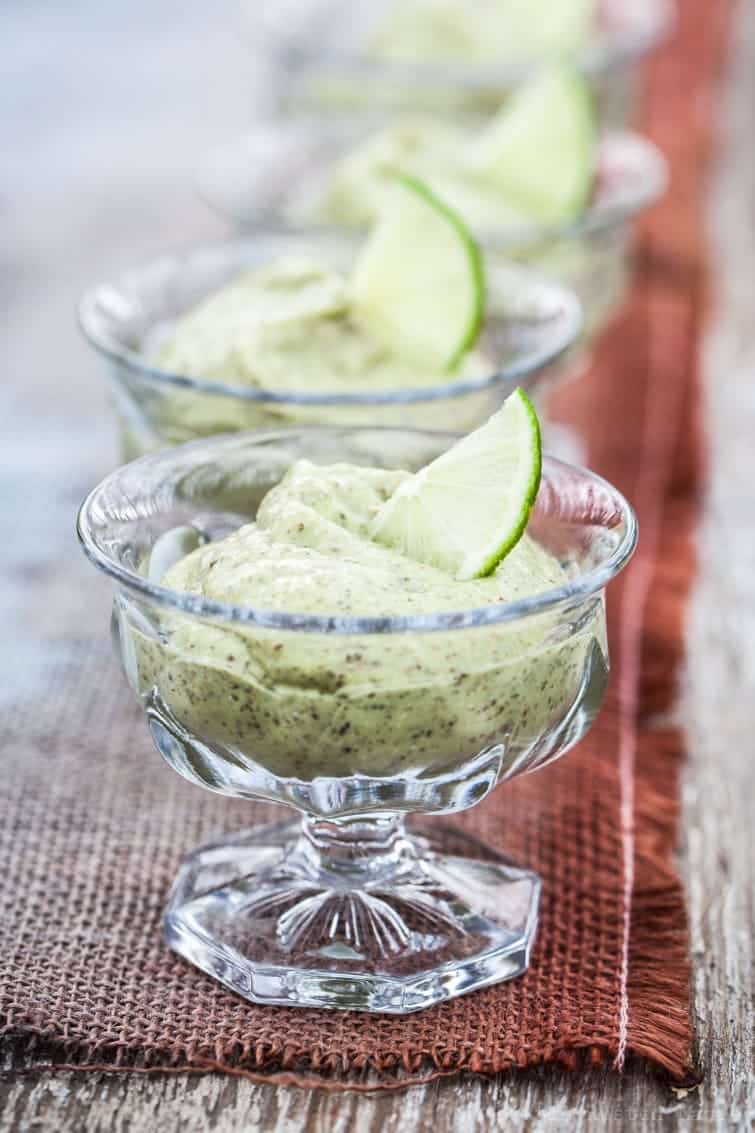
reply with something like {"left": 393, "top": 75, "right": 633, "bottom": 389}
{"left": 78, "top": 234, "right": 582, "bottom": 462}
{"left": 77, "top": 427, "right": 637, "bottom": 1012}
{"left": 241, "top": 0, "right": 674, "bottom": 124}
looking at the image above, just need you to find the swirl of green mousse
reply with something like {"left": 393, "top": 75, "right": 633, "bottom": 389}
{"left": 151, "top": 258, "right": 495, "bottom": 442}
{"left": 157, "top": 259, "right": 490, "bottom": 395}
{"left": 131, "top": 460, "right": 607, "bottom": 781}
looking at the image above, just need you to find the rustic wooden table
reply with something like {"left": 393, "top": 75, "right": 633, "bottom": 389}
{"left": 1, "top": 2, "right": 752, "bottom": 1129}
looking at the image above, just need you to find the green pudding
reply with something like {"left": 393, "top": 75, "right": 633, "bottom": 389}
{"left": 150, "top": 257, "right": 495, "bottom": 444}
{"left": 131, "top": 460, "right": 607, "bottom": 781}
{"left": 284, "top": 1, "right": 598, "bottom": 117}
{"left": 157, "top": 259, "right": 491, "bottom": 395}
{"left": 370, "top": 0, "right": 595, "bottom": 66}
{"left": 310, "top": 69, "right": 597, "bottom": 233}
{"left": 313, "top": 120, "right": 534, "bottom": 231}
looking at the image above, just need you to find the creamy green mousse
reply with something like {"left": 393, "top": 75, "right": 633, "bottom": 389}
{"left": 150, "top": 258, "right": 495, "bottom": 443}
{"left": 131, "top": 460, "right": 607, "bottom": 781}
{"left": 370, "top": 0, "right": 595, "bottom": 65}
{"left": 312, "top": 120, "right": 532, "bottom": 232}
{"left": 285, "top": 2, "right": 596, "bottom": 116}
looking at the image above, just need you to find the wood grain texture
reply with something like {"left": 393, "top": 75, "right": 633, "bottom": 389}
{"left": 1, "top": 1, "right": 752, "bottom": 1129}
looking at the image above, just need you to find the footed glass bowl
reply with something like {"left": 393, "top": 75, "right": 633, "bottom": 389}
{"left": 199, "top": 126, "right": 666, "bottom": 352}
{"left": 242, "top": 0, "right": 674, "bottom": 125}
{"left": 77, "top": 427, "right": 637, "bottom": 1012}
{"left": 79, "top": 235, "right": 581, "bottom": 462}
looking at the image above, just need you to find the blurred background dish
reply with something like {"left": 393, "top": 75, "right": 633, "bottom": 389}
{"left": 199, "top": 117, "right": 666, "bottom": 348}
{"left": 241, "top": 0, "right": 675, "bottom": 125}
{"left": 79, "top": 234, "right": 582, "bottom": 460}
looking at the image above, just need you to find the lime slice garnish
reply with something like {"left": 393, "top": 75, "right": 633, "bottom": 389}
{"left": 370, "top": 388, "right": 542, "bottom": 580}
{"left": 467, "top": 66, "right": 596, "bottom": 225}
{"left": 351, "top": 173, "right": 485, "bottom": 371}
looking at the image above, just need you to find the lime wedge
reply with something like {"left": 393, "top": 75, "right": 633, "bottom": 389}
{"left": 467, "top": 67, "right": 596, "bottom": 225}
{"left": 351, "top": 174, "right": 485, "bottom": 371}
{"left": 370, "top": 388, "right": 542, "bottom": 580}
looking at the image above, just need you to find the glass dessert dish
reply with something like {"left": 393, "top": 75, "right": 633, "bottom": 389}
{"left": 242, "top": 0, "right": 674, "bottom": 125}
{"left": 199, "top": 125, "right": 666, "bottom": 352}
{"left": 77, "top": 426, "right": 637, "bottom": 1012}
{"left": 79, "top": 234, "right": 581, "bottom": 462}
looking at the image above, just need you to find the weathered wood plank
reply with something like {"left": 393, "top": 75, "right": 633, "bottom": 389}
{"left": 1, "top": 1, "right": 753, "bottom": 1129}
{"left": 680, "top": 0, "right": 755, "bottom": 1121}
{"left": 0, "top": 1064, "right": 713, "bottom": 1133}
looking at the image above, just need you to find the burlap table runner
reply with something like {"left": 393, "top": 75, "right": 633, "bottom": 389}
{"left": 0, "top": 0, "right": 731, "bottom": 1087}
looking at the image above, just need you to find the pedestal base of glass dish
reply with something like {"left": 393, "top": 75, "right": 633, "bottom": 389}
{"left": 164, "top": 817, "right": 540, "bottom": 1014}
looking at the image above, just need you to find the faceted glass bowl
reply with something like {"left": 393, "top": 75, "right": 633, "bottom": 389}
{"left": 242, "top": 0, "right": 674, "bottom": 124}
{"left": 77, "top": 427, "right": 637, "bottom": 1012}
{"left": 198, "top": 126, "right": 666, "bottom": 351}
{"left": 78, "top": 234, "right": 581, "bottom": 461}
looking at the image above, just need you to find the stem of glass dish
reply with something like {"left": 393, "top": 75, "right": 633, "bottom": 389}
{"left": 292, "top": 814, "right": 415, "bottom": 888}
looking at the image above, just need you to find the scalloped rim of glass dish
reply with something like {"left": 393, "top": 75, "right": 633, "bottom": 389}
{"left": 197, "top": 125, "right": 668, "bottom": 246}
{"left": 241, "top": 0, "right": 675, "bottom": 84}
{"left": 77, "top": 429, "right": 638, "bottom": 635}
{"left": 77, "top": 238, "right": 583, "bottom": 408}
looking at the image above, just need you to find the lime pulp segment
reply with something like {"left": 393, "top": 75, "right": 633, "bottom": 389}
{"left": 371, "top": 389, "right": 542, "bottom": 580}
{"left": 351, "top": 173, "right": 485, "bottom": 371}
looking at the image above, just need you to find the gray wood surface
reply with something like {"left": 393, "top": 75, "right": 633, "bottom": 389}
{"left": 1, "top": 1, "right": 752, "bottom": 1129}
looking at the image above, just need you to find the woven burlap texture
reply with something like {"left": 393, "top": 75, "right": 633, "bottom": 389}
{"left": 0, "top": 0, "right": 731, "bottom": 1086}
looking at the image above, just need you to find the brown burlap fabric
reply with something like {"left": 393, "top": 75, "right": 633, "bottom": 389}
{"left": 0, "top": 0, "right": 731, "bottom": 1087}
